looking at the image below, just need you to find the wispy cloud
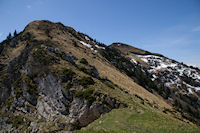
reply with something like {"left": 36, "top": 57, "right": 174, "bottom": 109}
{"left": 192, "top": 26, "right": 200, "bottom": 32}
{"left": 143, "top": 24, "right": 200, "bottom": 48}
{"left": 0, "top": 33, "right": 3, "bottom": 38}
{"left": 26, "top": 5, "right": 31, "bottom": 9}
{"left": 143, "top": 36, "right": 200, "bottom": 49}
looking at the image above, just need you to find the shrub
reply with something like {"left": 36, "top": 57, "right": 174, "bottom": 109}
{"left": 80, "top": 58, "right": 88, "bottom": 65}
{"left": 105, "top": 82, "right": 115, "bottom": 89}
{"left": 79, "top": 76, "right": 94, "bottom": 87}
{"left": 72, "top": 40, "right": 78, "bottom": 47}
{"left": 13, "top": 75, "right": 38, "bottom": 98}
{"left": 24, "top": 32, "right": 32, "bottom": 41}
{"left": 6, "top": 33, "right": 12, "bottom": 40}
{"left": 13, "top": 78, "right": 23, "bottom": 98}
{"left": 23, "top": 75, "right": 38, "bottom": 96}
{"left": 75, "top": 88, "right": 95, "bottom": 103}
{"left": 78, "top": 67, "right": 87, "bottom": 73}
{"left": 61, "top": 68, "right": 75, "bottom": 82}
{"left": 45, "top": 29, "right": 50, "bottom": 37}
{"left": 62, "top": 68, "right": 75, "bottom": 76}
{"left": 14, "top": 30, "right": 17, "bottom": 37}
{"left": 32, "top": 46, "right": 52, "bottom": 64}
{"left": 6, "top": 115, "right": 24, "bottom": 128}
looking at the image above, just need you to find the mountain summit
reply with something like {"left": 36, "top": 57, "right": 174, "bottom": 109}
{"left": 0, "top": 20, "right": 200, "bottom": 132}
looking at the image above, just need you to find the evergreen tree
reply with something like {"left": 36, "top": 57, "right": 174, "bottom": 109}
{"left": 7, "top": 33, "right": 12, "bottom": 40}
{"left": 14, "top": 30, "right": 17, "bottom": 37}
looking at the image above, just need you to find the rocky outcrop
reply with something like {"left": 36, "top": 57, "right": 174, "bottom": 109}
{"left": 0, "top": 37, "right": 126, "bottom": 132}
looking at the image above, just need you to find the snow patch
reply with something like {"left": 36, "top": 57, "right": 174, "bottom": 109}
{"left": 85, "top": 36, "right": 90, "bottom": 41}
{"left": 80, "top": 41, "right": 92, "bottom": 48}
{"left": 137, "top": 55, "right": 177, "bottom": 72}
{"left": 130, "top": 58, "right": 137, "bottom": 64}
{"left": 140, "top": 58, "right": 148, "bottom": 63}
{"left": 188, "top": 88, "right": 193, "bottom": 94}
{"left": 151, "top": 74, "right": 157, "bottom": 81}
{"left": 95, "top": 45, "right": 105, "bottom": 49}
{"left": 195, "top": 87, "right": 200, "bottom": 91}
{"left": 80, "top": 41, "right": 99, "bottom": 53}
{"left": 137, "top": 54, "right": 200, "bottom": 95}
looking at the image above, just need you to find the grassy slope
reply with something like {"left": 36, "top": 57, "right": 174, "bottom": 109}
{"left": 14, "top": 21, "right": 200, "bottom": 132}
{"left": 76, "top": 107, "right": 200, "bottom": 133}
{"left": 25, "top": 21, "right": 171, "bottom": 109}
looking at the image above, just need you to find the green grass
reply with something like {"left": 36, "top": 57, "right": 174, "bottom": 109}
{"left": 76, "top": 108, "right": 200, "bottom": 133}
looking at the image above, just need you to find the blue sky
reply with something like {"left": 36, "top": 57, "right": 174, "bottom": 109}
{"left": 0, "top": 0, "right": 200, "bottom": 67}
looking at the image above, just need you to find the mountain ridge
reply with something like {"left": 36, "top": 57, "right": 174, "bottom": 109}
{"left": 0, "top": 20, "right": 199, "bottom": 132}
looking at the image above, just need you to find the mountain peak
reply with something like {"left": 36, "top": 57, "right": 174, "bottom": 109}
{"left": 0, "top": 20, "right": 200, "bottom": 132}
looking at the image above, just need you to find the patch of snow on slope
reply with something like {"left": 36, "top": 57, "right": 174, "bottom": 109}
{"left": 130, "top": 58, "right": 137, "bottom": 64}
{"left": 195, "top": 87, "right": 200, "bottom": 91}
{"left": 176, "top": 66, "right": 200, "bottom": 80}
{"left": 140, "top": 58, "right": 148, "bottom": 63}
{"left": 80, "top": 41, "right": 92, "bottom": 48}
{"left": 137, "top": 55, "right": 177, "bottom": 72}
{"left": 185, "top": 82, "right": 200, "bottom": 92}
{"left": 95, "top": 45, "right": 105, "bottom": 49}
{"left": 80, "top": 41, "right": 99, "bottom": 53}
{"left": 85, "top": 36, "right": 90, "bottom": 40}
{"left": 137, "top": 54, "right": 200, "bottom": 95}
{"left": 188, "top": 88, "right": 193, "bottom": 94}
{"left": 151, "top": 74, "right": 157, "bottom": 81}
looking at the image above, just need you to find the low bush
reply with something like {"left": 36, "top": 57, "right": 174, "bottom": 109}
{"left": 61, "top": 68, "right": 75, "bottom": 82}
{"left": 105, "top": 81, "right": 115, "bottom": 89}
{"left": 23, "top": 75, "right": 38, "bottom": 96}
{"left": 62, "top": 68, "right": 75, "bottom": 76}
{"left": 79, "top": 76, "right": 94, "bottom": 87}
{"left": 75, "top": 88, "right": 96, "bottom": 103}
{"left": 13, "top": 78, "right": 23, "bottom": 98}
{"left": 6, "top": 115, "right": 25, "bottom": 128}
{"left": 72, "top": 40, "right": 78, "bottom": 47}
{"left": 32, "top": 46, "right": 52, "bottom": 64}
{"left": 78, "top": 67, "right": 87, "bottom": 73}
{"left": 45, "top": 29, "right": 50, "bottom": 37}
{"left": 80, "top": 58, "right": 88, "bottom": 65}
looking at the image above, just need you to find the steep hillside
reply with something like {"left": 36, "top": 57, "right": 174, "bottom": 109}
{"left": 0, "top": 20, "right": 199, "bottom": 132}
{"left": 110, "top": 42, "right": 200, "bottom": 125}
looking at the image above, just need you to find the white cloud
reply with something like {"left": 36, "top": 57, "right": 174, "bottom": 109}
{"left": 26, "top": 5, "right": 31, "bottom": 9}
{"left": 0, "top": 33, "right": 2, "bottom": 38}
{"left": 192, "top": 26, "right": 200, "bottom": 32}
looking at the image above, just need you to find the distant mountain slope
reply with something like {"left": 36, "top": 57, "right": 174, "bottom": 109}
{"left": 0, "top": 20, "right": 199, "bottom": 132}
{"left": 110, "top": 42, "right": 200, "bottom": 124}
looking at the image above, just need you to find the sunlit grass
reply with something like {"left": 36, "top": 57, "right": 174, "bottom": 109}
{"left": 76, "top": 108, "right": 200, "bottom": 133}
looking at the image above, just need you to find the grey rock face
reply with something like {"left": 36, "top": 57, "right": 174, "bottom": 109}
{"left": 68, "top": 94, "right": 126, "bottom": 128}
{"left": 37, "top": 74, "right": 68, "bottom": 114}
{"left": 0, "top": 39, "right": 126, "bottom": 132}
